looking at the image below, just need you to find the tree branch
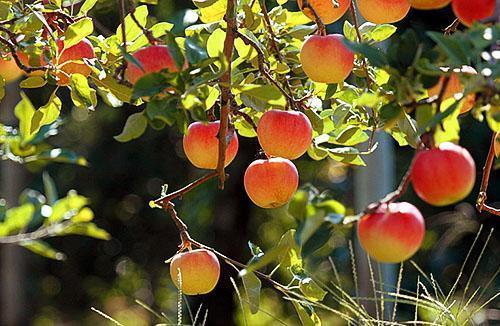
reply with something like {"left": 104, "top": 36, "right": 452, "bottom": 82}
{"left": 299, "top": 0, "right": 326, "bottom": 36}
{"left": 0, "top": 220, "right": 72, "bottom": 244}
{"left": 349, "top": 0, "right": 374, "bottom": 90}
{"left": 476, "top": 132, "right": 500, "bottom": 216}
{"left": 0, "top": 36, "right": 51, "bottom": 73}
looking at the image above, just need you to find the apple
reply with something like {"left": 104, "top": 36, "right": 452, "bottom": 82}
{"left": 410, "top": 0, "right": 450, "bottom": 10}
{"left": 358, "top": 202, "right": 425, "bottom": 263}
{"left": 170, "top": 249, "right": 220, "bottom": 295}
{"left": 0, "top": 54, "right": 24, "bottom": 83}
{"left": 244, "top": 157, "right": 299, "bottom": 208}
{"left": 257, "top": 109, "right": 312, "bottom": 160}
{"left": 452, "top": 0, "right": 495, "bottom": 27}
{"left": 300, "top": 34, "right": 354, "bottom": 84}
{"left": 55, "top": 38, "right": 95, "bottom": 86}
{"left": 297, "top": 0, "right": 351, "bottom": 24}
{"left": 357, "top": 0, "right": 411, "bottom": 24}
{"left": 125, "top": 45, "right": 183, "bottom": 84}
{"left": 411, "top": 142, "right": 476, "bottom": 206}
{"left": 183, "top": 121, "right": 239, "bottom": 170}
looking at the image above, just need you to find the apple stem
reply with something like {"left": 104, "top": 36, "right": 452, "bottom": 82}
{"left": 476, "top": 132, "right": 500, "bottom": 216}
{"left": 444, "top": 18, "right": 460, "bottom": 35}
{"left": 300, "top": 0, "right": 326, "bottom": 36}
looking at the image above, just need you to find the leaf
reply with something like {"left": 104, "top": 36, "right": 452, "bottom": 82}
{"left": 30, "top": 148, "right": 88, "bottom": 166}
{"left": 30, "top": 94, "right": 61, "bottom": 136}
{"left": 146, "top": 99, "right": 177, "bottom": 125}
{"left": 132, "top": 73, "right": 170, "bottom": 99}
{"left": 344, "top": 41, "right": 388, "bottom": 67}
{"left": 14, "top": 93, "right": 36, "bottom": 143}
{"left": 427, "top": 32, "right": 470, "bottom": 66}
{"left": 46, "top": 192, "right": 88, "bottom": 225}
{"left": 367, "top": 24, "right": 397, "bottom": 42}
{"left": 197, "top": 0, "right": 226, "bottom": 23}
{"left": 59, "top": 222, "right": 111, "bottom": 240}
{"left": 301, "top": 224, "right": 332, "bottom": 257}
{"left": 43, "top": 172, "right": 58, "bottom": 205}
{"left": 486, "top": 105, "right": 500, "bottom": 132}
{"left": 64, "top": 18, "right": 94, "bottom": 48}
{"left": 299, "top": 277, "right": 327, "bottom": 302}
{"left": 494, "top": 132, "right": 500, "bottom": 158}
{"left": 70, "top": 74, "right": 97, "bottom": 110}
{"left": 79, "top": 0, "right": 98, "bottom": 15}
{"left": 241, "top": 271, "right": 261, "bottom": 314}
{"left": 117, "top": 5, "right": 148, "bottom": 42}
{"left": 292, "top": 302, "right": 322, "bottom": 326}
{"left": 238, "top": 84, "right": 286, "bottom": 109}
{"left": 21, "top": 240, "right": 66, "bottom": 261}
{"left": 418, "top": 101, "right": 459, "bottom": 134}
{"left": 92, "top": 75, "right": 132, "bottom": 103}
{"left": 114, "top": 112, "right": 148, "bottom": 142}
{"left": 20, "top": 76, "right": 46, "bottom": 89}
{"left": 0, "top": 204, "right": 35, "bottom": 236}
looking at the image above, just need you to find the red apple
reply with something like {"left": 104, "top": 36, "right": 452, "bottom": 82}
{"left": 357, "top": 0, "right": 411, "bottom": 24}
{"left": 411, "top": 142, "right": 476, "bottom": 206}
{"left": 297, "top": 0, "right": 351, "bottom": 24}
{"left": 125, "top": 45, "right": 183, "bottom": 84}
{"left": 170, "top": 249, "right": 220, "bottom": 295}
{"left": 55, "top": 38, "right": 95, "bottom": 86}
{"left": 300, "top": 34, "right": 354, "bottom": 84}
{"left": 358, "top": 202, "right": 425, "bottom": 263}
{"left": 244, "top": 157, "right": 299, "bottom": 208}
{"left": 183, "top": 121, "right": 239, "bottom": 170}
{"left": 257, "top": 109, "right": 313, "bottom": 160}
{"left": 411, "top": 0, "right": 450, "bottom": 10}
{"left": 452, "top": 0, "right": 495, "bottom": 27}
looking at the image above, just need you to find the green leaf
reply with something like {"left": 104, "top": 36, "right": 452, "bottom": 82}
{"left": 79, "top": 0, "right": 98, "bottom": 15}
{"left": 418, "top": 101, "right": 459, "bottom": 134}
{"left": 292, "top": 302, "right": 322, "bottom": 326}
{"left": 20, "top": 76, "right": 47, "bottom": 89}
{"left": 486, "top": 105, "right": 500, "bottom": 132}
{"left": 114, "top": 112, "right": 148, "bottom": 142}
{"left": 238, "top": 84, "right": 286, "bottom": 110}
{"left": 0, "top": 204, "right": 35, "bottom": 236}
{"left": 197, "top": 0, "right": 227, "bottom": 23}
{"left": 21, "top": 240, "right": 66, "bottom": 261}
{"left": 299, "top": 277, "right": 327, "bottom": 302}
{"left": 46, "top": 192, "right": 88, "bottom": 225}
{"left": 132, "top": 73, "right": 171, "bottom": 99}
{"left": 70, "top": 74, "right": 97, "bottom": 110}
{"left": 14, "top": 93, "right": 36, "bottom": 143}
{"left": 427, "top": 32, "right": 469, "bottom": 66}
{"left": 30, "top": 148, "right": 88, "bottom": 166}
{"left": 64, "top": 18, "right": 94, "bottom": 48}
{"left": 92, "top": 75, "right": 132, "bottom": 103}
{"left": 43, "top": 172, "right": 58, "bottom": 205}
{"left": 367, "top": 24, "right": 397, "bottom": 42}
{"left": 146, "top": 99, "right": 177, "bottom": 125}
{"left": 59, "top": 222, "right": 111, "bottom": 240}
{"left": 117, "top": 5, "right": 148, "bottom": 42}
{"left": 344, "top": 41, "right": 388, "bottom": 67}
{"left": 30, "top": 94, "right": 62, "bottom": 136}
{"left": 241, "top": 271, "right": 261, "bottom": 314}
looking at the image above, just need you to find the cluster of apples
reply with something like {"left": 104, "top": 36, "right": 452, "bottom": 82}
{"left": 358, "top": 142, "right": 476, "bottom": 263}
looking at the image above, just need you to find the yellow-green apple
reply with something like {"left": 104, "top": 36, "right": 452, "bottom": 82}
{"left": 410, "top": 0, "right": 450, "bottom": 9}
{"left": 183, "top": 121, "right": 239, "bottom": 169}
{"left": 358, "top": 202, "right": 425, "bottom": 263}
{"left": 297, "top": 0, "right": 351, "bottom": 24}
{"left": 244, "top": 157, "right": 299, "bottom": 208}
{"left": 170, "top": 249, "right": 220, "bottom": 295}
{"left": 125, "top": 45, "right": 183, "bottom": 84}
{"left": 452, "top": 0, "right": 494, "bottom": 26}
{"left": 411, "top": 142, "right": 476, "bottom": 206}
{"left": 55, "top": 38, "right": 95, "bottom": 86}
{"left": 0, "top": 54, "right": 24, "bottom": 83}
{"left": 357, "top": 0, "right": 411, "bottom": 24}
{"left": 257, "top": 109, "right": 312, "bottom": 159}
{"left": 300, "top": 34, "right": 354, "bottom": 84}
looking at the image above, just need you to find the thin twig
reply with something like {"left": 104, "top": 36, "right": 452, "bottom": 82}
{"left": 349, "top": 0, "right": 374, "bottom": 90}
{"left": 152, "top": 172, "right": 218, "bottom": 206}
{"left": 0, "top": 220, "right": 73, "bottom": 244}
{"left": 299, "top": 0, "right": 326, "bottom": 36}
{"left": 476, "top": 132, "right": 500, "bottom": 216}
{"left": 0, "top": 37, "right": 51, "bottom": 73}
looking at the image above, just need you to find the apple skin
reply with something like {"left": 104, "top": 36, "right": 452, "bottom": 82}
{"left": 244, "top": 157, "right": 299, "bottom": 208}
{"left": 300, "top": 34, "right": 354, "bottom": 84}
{"left": 358, "top": 202, "right": 425, "bottom": 263}
{"left": 357, "top": 0, "right": 411, "bottom": 24}
{"left": 297, "top": 0, "right": 351, "bottom": 24}
{"left": 257, "top": 109, "right": 313, "bottom": 160}
{"left": 125, "top": 45, "right": 182, "bottom": 84}
{"left": 183, "top": 121, "right": 239, "bottom": 170}
{"left": 0, "top": 55, "right": 24, "bottom": 83}
{"left": 410, "top": 0, "right": 450, "bottom": 10}
{"left": 411, "top": 142, "right": 476, "bottom": 207}
{"left": 452, "top": 0, "right": 495, "bottom": 27}
{"left": 55, "top": 38, "right": 95, "bottom": 86}
{"left": 170, "top": 249, "right": 220, "bottom": 295}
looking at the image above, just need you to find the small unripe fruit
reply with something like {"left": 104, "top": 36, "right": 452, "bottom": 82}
{"left": 0, "top": 55, "right": 23, "bottom": 83}
{"left": 125, "top": 45, "right": 182, "bottom": 85}
{"left": 170, "top": 249, "right": 220, "bottom": 295}
{"left": 55, "top": 38, "right": 95, "bottom": 86}
{"left": 257, "top": 109, "right": 312, "bottom": 159}
{"left": 357, "top": 0, "right": 411, "bottom": 24}
{"left": 452, "top": 0, "right": 495, "bottom": 27}
{"left": 244, "top": 157, "right": 299, "bottom": 208}
{"left": 300, "top": 34, "right": 354, "bottom": 84}
{"left": 183, "top": 121, "right": 239, "bottom": 170}
{"left": 410, "top": 0, "right": 450, "bottom": 10}
{"left": 297, "top": 0, "right": 351, "bottom": 24}
{"left": 411, "top": 142, "right": 476, "bottom": 206}
{"left": 358, "top": 202, "right": 425, "bottom": 263}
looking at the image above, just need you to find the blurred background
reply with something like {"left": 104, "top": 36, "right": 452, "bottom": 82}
{"left": 0, "top": 0, "right": 499, "bottom": 325}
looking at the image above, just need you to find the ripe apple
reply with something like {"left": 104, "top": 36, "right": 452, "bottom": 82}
{"left": 297, "top": 0, "right": 351, "bottom": 24}
{"left": 410, "top": 0, "right": 450, "bottom": 10}
{"left": 300, "top": 34, "right": 354, "bottom": 84}
{"left": 358, "top": 202, "right": 425, "bottom": 263}
{"left": 244, "top": 157, "right": 299, "bottom": 208}
{"left": 55, "top": 38, "right": 95, "bottom": 86}
{"left": 0, "top": 54, "right": 24, "bottom": 83}
{"left": 452, "top": 0, "right": 495, "bottom": 27}
{"left": 170, "top": 249, "right": 220, "bottom": 295}
{"left": 125, "top": 45, "right": 183, "bottom": 85}
{"left": 411, "top": 142, "right": 476, "bottom": 206}
{"left": 357, "top": 0, "right": 411, "bottom": 24}
{"left": 257, "top": 109, "right": 312, "bottom": 160}
{"left": 183, "top": 120, "right": 239, "bottom": 170}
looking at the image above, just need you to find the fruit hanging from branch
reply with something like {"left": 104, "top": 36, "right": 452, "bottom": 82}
{"left": 297, "top": 0, "right": 352, "bottom": 24}
{"left": 170, "top": 249, "right": 220, "bottom": 295}
{"left": 451, "top": 0, "right": 495, "bottom": 26}
{"left": 411, "top": 142, "right": 476, "bottom": 207}
{"left": 358, "top": 202, "right": 426, "bottom": 263}
{"left": 356, "top": 0, "right": 411, "bottom": 24}
{"left": 55, "top": 38, "right": 95, "bottom": 86}
{"left": 410, "top": 0, "right": 451, "bottom": 10}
